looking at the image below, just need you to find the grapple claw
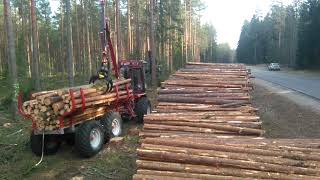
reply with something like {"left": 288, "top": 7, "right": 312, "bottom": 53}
{"left": 89, "top": 75, "right": 99, "bottom": 84}
{"left": 90, "top": 63, "right": 113, "bottom": 93}
{"left": 105, "top": 77, "right": 113, "bottom": 93}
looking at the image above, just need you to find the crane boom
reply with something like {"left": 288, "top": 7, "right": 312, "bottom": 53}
{"left": 99, "top": 0, "right": 119, "bottom": 79}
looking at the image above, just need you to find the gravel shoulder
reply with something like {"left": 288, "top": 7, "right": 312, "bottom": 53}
{"left": 252, "top": 79, "right": 320, "bottom": 138}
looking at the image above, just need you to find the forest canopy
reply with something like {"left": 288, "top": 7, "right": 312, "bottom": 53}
{"left": 1, "top": 0, "right": 235, "bottom": 119}
{"left": 236, "top": 0, "right": 320, "bottom": 69}
{"left": 0, "top": 0, "right": 233, "bottom": 87}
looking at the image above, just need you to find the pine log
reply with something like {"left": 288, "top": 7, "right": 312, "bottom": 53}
{"left": 137, "top": 149, "right": 320, "bottom": 175}
{"left": 44, "top": 96, "right": 63, "bottom": 106}
{"left": 36, "top": 92, "right": 58, "bottom": 104}
{"left": 133, "top": 174, "right": 195, "bottom": 180}
{"left": 143, "top": 124, "right": 235, "bottom": 135}
{"left": 144, "top": 115, "right": 260, "bottom": 122}
{"left": 136, "top": 170, "right": 251, "bottom": 180}
{"left": 73, "top": 91, "right": 129, "bottom": 105}
{"left": 141, "top": 144, "right": 320, "bottom": 168}
{"left": 144, "top": 121, "right": 263, "bottom": 136}
{"left": 158, "top": 88, "right": 246, "bottom": 94}
{"left": 158, "top": 96, "right": 249, "bottom": 105}
{"left": 52, "top": 101, "right": 65, "bottom": 112}
{"left": 31, "top": 91, "right": 55, "bottom": 98}
{"left": 141, "top": 138, "right": 320, "bottom": 161}
{"left": 136, "top": 160, "right": 320, "bottom": 180}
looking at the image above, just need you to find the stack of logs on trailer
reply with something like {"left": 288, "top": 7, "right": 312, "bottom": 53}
{"left": 21, "top": 79, "right": 132, "bottom": 131}
{"left": 134, "top": 63, "right": 320, "bottom": 179}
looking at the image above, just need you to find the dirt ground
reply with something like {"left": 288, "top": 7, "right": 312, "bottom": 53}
{"left": 252, "top": 81, "right": 320, "bottom": 138}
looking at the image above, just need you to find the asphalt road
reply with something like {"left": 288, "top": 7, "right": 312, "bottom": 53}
{"left": 250, "top": 66, "right": 320, "bottom": 100}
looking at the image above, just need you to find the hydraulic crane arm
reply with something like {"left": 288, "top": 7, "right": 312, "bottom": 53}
{"left": 99, "top": 0, "right": 119, "bottom": 79}
{"left": 89, "top": 0, "right": 120, "bottom": 92}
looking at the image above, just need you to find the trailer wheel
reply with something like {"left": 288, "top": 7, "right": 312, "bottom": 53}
{"left": 30, "top": 133, "right": 61, "bottom": 156}
{"left": 64, "top": 133, "right": 75, "bottom": 146}
{"left": 100, "top": 112, "right": 123, "bottom": 141}
{"left": 135, "top": 97, "right": 151, "bottom": 123}
{"left": 75, "top": 121, "right": 105, "bottom": 157}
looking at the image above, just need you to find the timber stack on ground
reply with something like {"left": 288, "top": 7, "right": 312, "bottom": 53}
{"left": 142, "top": 62, "right": 262, "bottom": 138}
{"left": 134, "top": 62, "right": 320, "bottom": 179}
{"left": 20, "top": 79, "right": 132, "bottom": 131}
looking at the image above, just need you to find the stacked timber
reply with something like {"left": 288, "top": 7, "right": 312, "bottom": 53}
{"left": 21, "top": 79, "right": 132, "bottom": 131}
{"left": 134, "top": 63, "right": 320, "bottom": 179}
{"left": 134, "top": 137, "right": 320, "bottom": 179}
{"left": 141, "top": 62, "right": 260, "bottom": 138}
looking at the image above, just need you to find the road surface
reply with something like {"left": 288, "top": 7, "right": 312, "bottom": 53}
{"left": 249, "top": 66, "right": 320, "bottom": 100}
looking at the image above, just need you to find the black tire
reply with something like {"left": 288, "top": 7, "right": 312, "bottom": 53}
{"left": 134, "top": 97, "right": 151, "bottom": 123}
{"left": 64, "top": 133, "right": 75, "bottom": 146}
{"left": 100, "top": 112, "right": 123, "bottom": 141}
{"left": 30, "top": 133, "right": 61, "bottom": 156}
{"left": 75, "top": 121, "right": 105, "bottom": 157}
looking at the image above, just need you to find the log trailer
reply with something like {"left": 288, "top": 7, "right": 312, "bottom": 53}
{"left": 17, "top": 0, "right": 151, "bottom": 157}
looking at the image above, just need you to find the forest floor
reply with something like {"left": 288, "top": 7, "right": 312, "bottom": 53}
{"left": 1, "top": 76, "right": 320, "bottom": 179}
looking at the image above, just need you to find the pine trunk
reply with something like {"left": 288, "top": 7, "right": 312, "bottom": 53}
{"left": 149, "top": 0, "right": 156, "bottom": 87}
{"left": 127, "top": 0, "right": 132, "bottom": 55}
{"left": 30, "top": 0, "right": 40, "bottom": 90}
{"left": 84, "top": 0, "right": 92, "bottom": 75}
{"left": 66, "top": 0, "right": 74, "bottom": 86}
{"left": 3, "top": 0, "right": 19, "bottom": 119}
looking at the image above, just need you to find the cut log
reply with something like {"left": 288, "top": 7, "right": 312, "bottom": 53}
{"left": 144, "top": 121, "right": 263, "bottom": 136}
{"left": 141, "top": 138, "right": 320, "bottom": 161}
{"left": 137, "top": 149, "right": 320, "bottom": 175}
{"left": 136, "top": 170, "right": 252, "bottom": 180}
{"left": 136, "top": 160, "right": 320, "bottom": 180}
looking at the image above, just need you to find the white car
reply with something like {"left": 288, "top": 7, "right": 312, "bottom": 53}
{"left": 268, "top": 63, "right": 280, "bottom": 71}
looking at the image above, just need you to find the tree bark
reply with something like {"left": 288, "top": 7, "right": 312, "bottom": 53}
{"left": 137, "top": 149, "right": 320, "bottom": 175}
{"left": 135, "top": 0, "right": 140, "bottom": 58}
{"left": 149, "top": 0, "right": 157, "bottom": 87}
{"left": 59, "top": 0, "right": 65, "bottom": 75}
{"left": 74, "top": 0, "right": 81, "bottom": 75}
{"left": 66, "top": 0, "right": 74, "bottom": 86}
{"left": 30, "top": 0, "right": 40, "bottom": 90}
{"left": 84, "top": 0, "right": 92, "bottom": 75}
{"left": 127, "top": 0, "right": 132, "bottom": 54}
{"left": 115, "top": 0, "right": 121, "bottom": 61}
{"left": 3, "top": 0, "right": 19, "bottom": 119}
{"left": 136, "top": 160, "right": 319, "bottom": 180}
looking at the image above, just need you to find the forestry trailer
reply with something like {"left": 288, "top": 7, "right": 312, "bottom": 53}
{"left": 18, "top": 0, "right": 151, "bottom": 157}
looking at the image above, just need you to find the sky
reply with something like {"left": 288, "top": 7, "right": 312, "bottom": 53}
{"left": 202, "top": 0, "right": 294, "bottom": 49}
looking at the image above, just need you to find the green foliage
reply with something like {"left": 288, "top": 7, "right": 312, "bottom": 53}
{"left": 297, "top": 0, "right": 320, "bottom": 69}
{"left": 216, "top": 43, "right": 233, "bottom": 63}
{"left": 199, "top": 23, "right": 218, "bottom": 62}
{"left": 157, "top": 59, "right": 171, "bottom": 84}
{"left": 237, "top": 1, "right": 320, "bottom": 69}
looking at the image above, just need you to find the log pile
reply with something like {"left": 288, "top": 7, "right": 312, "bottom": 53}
{"left": 141, "top": 62, "right": 261, "bottom": 138}
{"left": 134, "top": 137, "right": 320, "bottom": 179}
{"left": 134, "top": 63, "right": 320, "bottom": 179}
{"left": 21, "top": 79, "right": 132, "bottom": 131}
